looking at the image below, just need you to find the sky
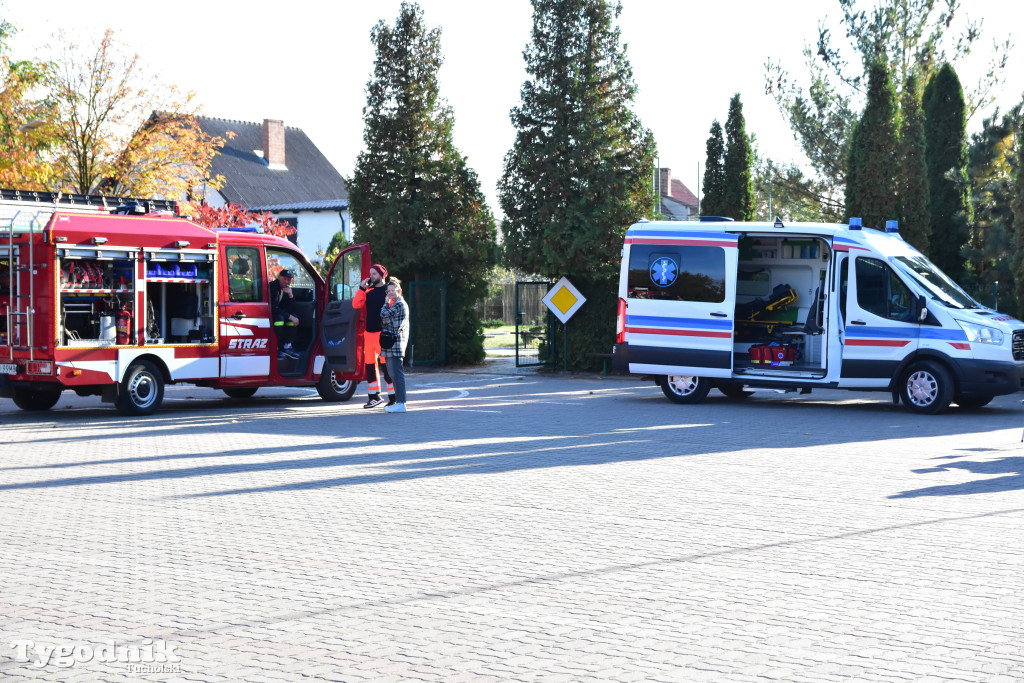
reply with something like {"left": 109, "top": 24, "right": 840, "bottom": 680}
{"left": 5, "top": 0, "right": 1024, "bottom": 215}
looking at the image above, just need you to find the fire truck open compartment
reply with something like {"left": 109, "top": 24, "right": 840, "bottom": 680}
{"left": 55, "top": 246, "right": 216, "bottom": 347}
{"left": 58, "top": 251, "right": 137, "bottom": 346}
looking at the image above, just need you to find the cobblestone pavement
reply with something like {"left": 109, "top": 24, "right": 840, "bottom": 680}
{"left": 1, "top": 366, "right": 1023, "bottom": 682}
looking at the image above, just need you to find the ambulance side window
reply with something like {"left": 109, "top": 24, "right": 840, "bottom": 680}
{"left": 855, "top": 257, "right": 914, "bottom": 321}
{"left": 227, "top": 247, "right": 263, "bottom": 302}
{"left": 627, "top": 244, "right": 725, "bottom": 302}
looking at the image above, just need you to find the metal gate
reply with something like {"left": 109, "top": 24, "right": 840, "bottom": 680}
{"left": 408, "top": 281, "right": 446, "bottom": 366}
{"left": 515, "top": 281, "right": 554, "bottom": 367}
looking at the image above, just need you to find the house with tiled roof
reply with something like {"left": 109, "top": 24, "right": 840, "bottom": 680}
{"left": 195, "top": 116, "right": 350, "bottom": 257}
{"left": 658, "top": 168, "right": 698, "bottom": 219}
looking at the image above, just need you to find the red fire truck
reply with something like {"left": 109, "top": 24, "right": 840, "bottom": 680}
{"left": 0, "top": 189, "right": 368, "bottom": 415}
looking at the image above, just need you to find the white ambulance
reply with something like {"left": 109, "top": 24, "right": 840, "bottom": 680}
{"left": 612, "top": 217, "right": 1024, "bottom": 413}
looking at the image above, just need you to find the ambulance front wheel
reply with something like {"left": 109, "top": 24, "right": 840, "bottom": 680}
{"left": 660, "top": 375, "right": 711, "bottom": 404}
{"left": 116, "top": 360, "right": 164, "bottom": 416}
{"left": 899, "top": 360, "right": 953, "bottom": 414}
{"left": 317, "top": 370, "right": 357, "bottom": 402}
{"left": 12, "top": 386, "right": 62, "bottom": 411}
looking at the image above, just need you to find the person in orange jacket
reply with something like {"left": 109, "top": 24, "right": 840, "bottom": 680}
{"left": 351, "top": 263, "right": 395, "bottom": 408}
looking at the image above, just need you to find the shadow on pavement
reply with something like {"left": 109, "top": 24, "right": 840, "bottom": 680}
{"left": 2, "top": 374, "right": 1023, "bottom": 499}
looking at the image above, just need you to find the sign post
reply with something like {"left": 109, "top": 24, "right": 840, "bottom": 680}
{"left": 541, "top": 277, "right": 586, "bottom": 372}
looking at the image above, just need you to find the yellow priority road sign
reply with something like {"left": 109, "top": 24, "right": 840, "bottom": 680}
{"left": 542, "top": 277, "right": 586, "bottom": 324}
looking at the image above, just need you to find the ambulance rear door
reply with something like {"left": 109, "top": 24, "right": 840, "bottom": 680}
{"left": 623, "top": 228, "right": 738, "bottom": 377}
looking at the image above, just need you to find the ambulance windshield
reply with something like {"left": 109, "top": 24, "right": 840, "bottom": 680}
{"left": 892, "top": 255, "right": 978, "bottom": 310}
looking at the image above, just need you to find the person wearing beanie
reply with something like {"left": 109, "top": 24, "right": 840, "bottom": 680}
{"left": 351, "top": 263, "right": 396, "bottom": 408}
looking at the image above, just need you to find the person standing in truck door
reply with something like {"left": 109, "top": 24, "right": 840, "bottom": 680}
{"left": 381, "top": 279, "right": 410, "bottom": 413}
{"left": 269, "top": 269, "right": 300, "bottom": 360}
{"left": 352, "top": 263, "right": 395, "bottom": 408}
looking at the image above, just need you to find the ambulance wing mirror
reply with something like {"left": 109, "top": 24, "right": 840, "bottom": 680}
{"left": 914, "top": 294, "right": 929, "bottom": 322}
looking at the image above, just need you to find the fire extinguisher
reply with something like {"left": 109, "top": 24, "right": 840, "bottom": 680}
{"left": 116, "top": 305, "right": 132, "bottom": 345}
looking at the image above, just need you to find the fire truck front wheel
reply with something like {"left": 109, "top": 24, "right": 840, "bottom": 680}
{"left": 317, "top": 370, "right": 357, "bottom": 402}
{"left": 12, "top": 386, "right": 62, "bottom": 411}
{"left": 116, "top": 360, "right": 165, "bottom": 416}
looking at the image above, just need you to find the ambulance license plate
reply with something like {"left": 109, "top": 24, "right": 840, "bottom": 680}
{"left": 0, "top": 364, "right": 17, "bottom": 375}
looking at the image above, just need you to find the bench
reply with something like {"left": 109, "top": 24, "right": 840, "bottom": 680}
{"left": 586, "top": 352, "right": 613, "bottom": 376}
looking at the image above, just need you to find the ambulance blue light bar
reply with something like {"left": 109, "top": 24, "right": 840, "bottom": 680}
{"left": 885, "top": 220, "right": 899, "bottom": 233}
{"left": 849, "top": 217, "right": 862, "bottom": 230}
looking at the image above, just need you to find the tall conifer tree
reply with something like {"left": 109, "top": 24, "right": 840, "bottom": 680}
{"left": 349, "top": 2, "right": 496, "bottom": 364}
{"left": 897, "top": 74, "right": 931, "bottom": 252}
{"left": 923, "top": 63, "right": 972, "bottom": 281}
{"left": 722, "top": 94, "right": 754, "bottom": 221}
{"left": 844, "top": 60, "right": 899, "bottom": 229}
{"left": 700, "top": 120, "right": 725, "bottom": 216}
{"left": 1013, "top": 133, "right": 1024, "bottom": 318}
{"left": 498, "top": 0, "right": 655, "bottom": 369}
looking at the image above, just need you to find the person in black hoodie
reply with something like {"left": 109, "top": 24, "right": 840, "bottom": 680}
{"left": 351, "top": 263, "right": 395, "bottom": 408}
{"left": 269, "top": 269, "right": 300, "bottom": 360}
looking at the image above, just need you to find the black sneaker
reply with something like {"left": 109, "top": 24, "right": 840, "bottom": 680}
{"left": 282, "top": 348, "right": 300, "bottom": 359}
{"left": 363, "top": 396, "right": 385, "bottom": 409}
{"left": 386, "top": 395, "right": 397, "bottom": 406}
{"left": 277, "top": 352, "right": 287, "bottom": 360}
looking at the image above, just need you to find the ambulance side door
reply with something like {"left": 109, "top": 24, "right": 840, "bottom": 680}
{"left": 838, "top": 254, "right": 920, "bottom": 387}
{"left": 319, "top": 243, "right": 369, "bottom": 376}
{"left": 219, "top": 245, "right": 272, "bottom": 382}
{"left": 624, "top": 233, "right": 738, "bottom": 377}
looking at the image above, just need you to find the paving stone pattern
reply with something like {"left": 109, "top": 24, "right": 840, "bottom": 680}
{"left": 1, "top": 370, "right": 1023, "bottom": 681}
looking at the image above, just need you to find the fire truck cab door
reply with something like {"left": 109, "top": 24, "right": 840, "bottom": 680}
{"left": 320, "top": 243, "right": 369, "bottom": 375}
{"left": 220, "top": 245, "right": 272, "bottom": 381}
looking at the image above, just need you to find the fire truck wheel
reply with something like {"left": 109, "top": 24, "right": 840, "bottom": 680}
{"left": 317, "top": 371, "right": 357, "bottom": 402}
{"left": 660, "top": 374, "right": 711, "bottom": 404}
{"left": 12, "top": 386, "right": 62, "bottom": 411}
{"left": 116, "top": 360, "right": 165, "bottom": 416}
{"left": 223, "top": 388, "right": 258, "bottom": 399}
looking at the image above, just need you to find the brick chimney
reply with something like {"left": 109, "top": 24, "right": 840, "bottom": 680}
{"left": 659, "top": 168, "right": 671, "bottom": 197}
{"left": 262, "top": 119, "right": 286, "bottom": 168}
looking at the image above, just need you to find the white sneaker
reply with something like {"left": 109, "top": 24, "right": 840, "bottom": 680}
{"left": 384, "top": 403, "right": 407, "bottom": 413}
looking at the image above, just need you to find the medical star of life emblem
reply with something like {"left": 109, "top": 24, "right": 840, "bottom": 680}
{"left": 650, "top": 257, "right": 678, "bottom": 287}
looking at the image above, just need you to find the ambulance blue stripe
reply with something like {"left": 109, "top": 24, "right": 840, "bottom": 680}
{"left": 627, "top": 315, "right": 732, "bottom": 330}
{"left": 920, "top": 328, "right": 969, "bottom": 341}
{"left": 845, "top": 327, "right": 916, "bottom": 339}
{"left": 844, "top": 326, "right": 967, "bottom": 341}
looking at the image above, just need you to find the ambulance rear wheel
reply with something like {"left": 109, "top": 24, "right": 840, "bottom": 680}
{"left": 661, "top": 375, "right": 711, "bottom": 404}
{"left": 717, "top": 382, "right": 754, "bottom": 399}
{"left": 899, "top": 360, "right": 953, "bottom": 414}
{"left": 12, "top": 386, "right": 62, "bottom": 411}
{"left": 317, "top": 370, "right": 357, "bottom": 402}
{"left": 223, "top": 388, "right": 258, "bottom": 399}
{"left": 116, "top": 360, "right": 164, "bottom": 416}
